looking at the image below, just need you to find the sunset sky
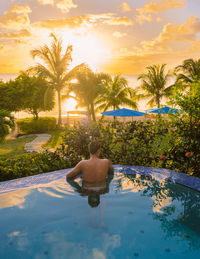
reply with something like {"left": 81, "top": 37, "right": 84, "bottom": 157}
{"left": 0, "top": 0, "right": 200, "bottom": 74}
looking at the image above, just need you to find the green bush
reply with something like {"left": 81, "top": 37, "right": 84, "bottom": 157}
{"left": 17, "top": 117, "right": 56, "bottom": 134}
{"left": 1, "top": 117, "right": 200, "bottom": 182}
{"left": 0, "top": 110, "right": 15, "bottom": 143}
{"left": 0, "top": 146, "right": 82, "bottom": 182}
{"left": 62, "top": 119, "right": 200, "bottom": 177}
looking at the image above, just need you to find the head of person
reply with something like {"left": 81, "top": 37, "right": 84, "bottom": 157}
{"left": 88, "top": 140, "right": 101, "bottom": 156}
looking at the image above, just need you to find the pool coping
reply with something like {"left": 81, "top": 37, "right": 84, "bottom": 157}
{"left": 0, "top": 165, "right": 200, "bottom": 194}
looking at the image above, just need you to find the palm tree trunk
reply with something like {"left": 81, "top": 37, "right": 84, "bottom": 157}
{"left": 156, "top": 96, "right": 160, "bottom": 108}
{"left": 91, "top": 103, "right": 96, "bottom": 121}
{"left": 57, "top": 90, "right": 62, "bottom": 127}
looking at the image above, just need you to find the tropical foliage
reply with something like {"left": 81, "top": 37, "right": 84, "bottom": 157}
{"left": 137, "top": 64, "right": 172, "bottom": 108}
{"left": 96, "top": 74, "right": 137, "bottom": 112}
{"left": 2, "top": 115, "right": 200, "bottom": 182}
{"left": 174, "top": 58, "right": 200, "bottom": 86}
{"left": 29, "top": 33, "right": 83, "bottom": 126}
{"left": 0, "top": 73, "right": 54, "bottom": 118}
{"left": 67, "top": 66, "right": 109, "bottom": 121}
{"left": 16, "top": 73, "right": 54, "bottom": 119}
{"left": 17, "top": 117, "right": 56, "bottom": 134}
{"left": 0, "top": 110, "right": 15, "bottom": 143}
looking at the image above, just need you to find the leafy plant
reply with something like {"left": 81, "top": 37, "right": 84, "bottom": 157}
{"left": 17, "top": 117, "right": 56, "bottom": 134}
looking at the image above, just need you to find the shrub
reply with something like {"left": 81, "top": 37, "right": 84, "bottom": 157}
{"left": 0, "top": 146, "right": 82, "bottom": 182}
{"left": 17, "top": 117, "right": 56, "bottom": 134}
{"left": 62, "top": 119, "right": 200, "bottom": 177}
{"left": 0, "top": 110, "right": 15, "bottom": 143}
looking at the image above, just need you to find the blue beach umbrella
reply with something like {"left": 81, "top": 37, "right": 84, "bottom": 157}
{"left": 101, "top": 108, "right": 147, "bottom": 117}
{"left": 146, "top": 106, "right": 183, "bottom": 115}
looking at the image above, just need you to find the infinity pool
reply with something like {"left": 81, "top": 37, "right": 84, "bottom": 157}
{"left": 0, "top": 165, "right": 200, "bottom": 259}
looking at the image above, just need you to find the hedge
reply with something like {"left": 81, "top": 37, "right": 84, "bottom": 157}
{"left": 17, "top": 117, "right": 56, "bottom": 134}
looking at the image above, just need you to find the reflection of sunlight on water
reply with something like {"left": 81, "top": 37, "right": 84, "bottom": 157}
{"left": 117, "top": 173, "right": 173, "bottom": 213}
{"left": 0, "top": 189, "right": 31, "bottom": 209}
{"left": 120, "top": 174, "right": 148, "bottom": 193}
{"left": 8, "top": 231, "right": 20, "bottom": 237}
{"left": 0, "top": 180, "right": 76, "bottom": 209}
{"left": 37, "top": 180, "right": 76, "bottom": 198}
{"left": 152, "top": 195, "right": 172, "bottom": 214}
{"left": 37, "top": 188, "right": 63, "bottom": 198}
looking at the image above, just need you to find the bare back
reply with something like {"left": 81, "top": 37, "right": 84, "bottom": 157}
{"left": 81, "top": 158, "right": 110, "bottom": 182}
{"left": 66, "top": 156, "right": 113, "bottom": 182}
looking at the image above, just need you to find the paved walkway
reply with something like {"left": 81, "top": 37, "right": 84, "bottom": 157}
{"left": 24, "top": 134, "right": 51, "bottom": 153}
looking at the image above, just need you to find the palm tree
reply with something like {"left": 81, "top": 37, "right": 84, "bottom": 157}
{"left": 174, "top": 58, "right": 200, "bottom": 85}
{"left": 68, "top": 66, "right": 109, "bottom": 121}
{"left": 29, "top": 33, "right": 82, "bottom": 127}
{"left": 96, "top": 75, "right": 137, "bottom": 111}
{"left": 137, "top": 64, "right": 172, "bottom": 108}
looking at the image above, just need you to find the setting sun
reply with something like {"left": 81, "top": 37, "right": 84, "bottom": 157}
{"left": 60, "top": 31, "right": 111, "bottom": 71}
{"left": 62, "top": 96, "right": 77, "bottom": 112}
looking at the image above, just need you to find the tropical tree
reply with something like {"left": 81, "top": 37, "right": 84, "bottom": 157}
{"left": 0, "top": 110, "right": 15, "bottom": 143}
{"left": 174, "top": 58, "right": 200, "bottom": 85}
{"left": 67, "top": 66, "right": 109, "bottom": 121}
{"left": 96, "top": 75, "right": 137, "bottom": 111}
{"left": 16, "top": 73, "right": 55, "bottom": 120}
{"left": 29, "top": 33, "right": 82, "bottom": 126}
{"left": 137, "top": 64, "right": 172, "bottom": 108}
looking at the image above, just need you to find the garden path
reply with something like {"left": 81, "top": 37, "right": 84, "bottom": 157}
{"left": 24, "top": 134, "right": 51, "bottom": 153}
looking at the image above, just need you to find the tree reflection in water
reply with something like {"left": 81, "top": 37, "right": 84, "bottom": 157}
{"left": 122, "top": 173, "right": 200, "bottom": 250}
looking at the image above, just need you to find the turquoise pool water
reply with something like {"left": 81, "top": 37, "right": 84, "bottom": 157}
{"left": 0, "top": 166, "right": 200, "bottom": 259}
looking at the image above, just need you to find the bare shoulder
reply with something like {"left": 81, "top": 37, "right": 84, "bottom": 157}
{"left": 102, "top": 158, "right": 114, "bottom": 173}
{"left": 102, "top": 158, "right": 111, "bottom": 164}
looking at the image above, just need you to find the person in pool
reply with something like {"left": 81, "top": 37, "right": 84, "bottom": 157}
{"left": 66, "top": 140, "right": 114, "bottom": 183}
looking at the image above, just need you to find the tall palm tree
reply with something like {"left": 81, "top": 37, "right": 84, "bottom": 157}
{"left": 30, "top": 33, "right": 82, "bottom": 127}
{"left": 137, "top": 64, "right": 172, "bottom": 108}
{"left": 96, "top": 75, "right": 137, "bottom": 111}
{"left": 174, "top": 58, "right": 200, "bottom": 85}
{"left": 68, "top": 66, "right": 109, "bottom": 121}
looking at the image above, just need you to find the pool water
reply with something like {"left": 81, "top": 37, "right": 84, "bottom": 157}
{"left": 0, "top": 168, "right": 200, "bottom": 259}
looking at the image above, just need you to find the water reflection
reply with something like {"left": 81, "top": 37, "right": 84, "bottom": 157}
{"left": 120, "top": 173, "right": 200, "bottom": 249}
{"left": 66, "top": 174, "right": 114, "bottom": 208}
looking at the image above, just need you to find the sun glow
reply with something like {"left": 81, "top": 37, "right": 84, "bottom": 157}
{"left": 60, "top": 30, "right": 111, "bottom": 71}
{"left": 62, "top": 97, "right": 77, "bottom": 112}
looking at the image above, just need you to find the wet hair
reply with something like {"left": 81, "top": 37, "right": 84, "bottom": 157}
{"left": 88, "top": 141, "right": 100, "bottom": 155}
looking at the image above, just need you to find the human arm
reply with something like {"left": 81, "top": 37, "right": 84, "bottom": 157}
{"left": 66, "top": 178, "right": 82, "bottom": 194}
{"left": 107, "top": 160, "right": 114, "bottom": 174}
{"left": 66, "top": 161, "right": 83, "bottom": 179}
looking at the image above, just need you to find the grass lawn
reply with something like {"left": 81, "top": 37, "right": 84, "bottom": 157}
{"left": 42, "top": 129, "right": 65, "bottom": 150}
{"left": 0, "top": 136, "right": 36, "bottom": 158}
{"left": 0, "top": 129, "right": 65, "bottom": 159}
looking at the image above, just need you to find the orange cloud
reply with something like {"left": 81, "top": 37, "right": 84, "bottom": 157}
{"left": 136, "top": 0, "right": 186, "bottom": 24}
{"left": 138, "top": 0, "right": 186, "bottom": 14}
{"left": 0, "top": 29, "right": 31, "bottom": 38}
{"left": 13, "top": 39, "right": 28, "bottom": 44}
{"left": 35, "top": 13, "right": 133, "bottom": 29}
{"left": 37, "top": 0, "right": 54, "bottom": 5}
{"left": 120, "top": 2, "right": 132, "bottom": 13}
{"left": 140, "top": 16, "right": 200, "bottom": 53}
{"left": 113, "top": 31, "right": 127, "bottom": 38}
{"left": 35, "top": 15, "right": 90, "bottom": 29}
{"left": 37, "top": 0, "right": 77, "bottom": 13}
{"left": 105, "top": 17, "right": 133, "bottom": 26}
{"left": 0, "top": 6, "right": 30, "bottom": 30}
{"left": 10, "top": 5, "right": 32, "bottom": 14}
{"left": 56, "top": 0, "right": 77, "bottom": 13}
